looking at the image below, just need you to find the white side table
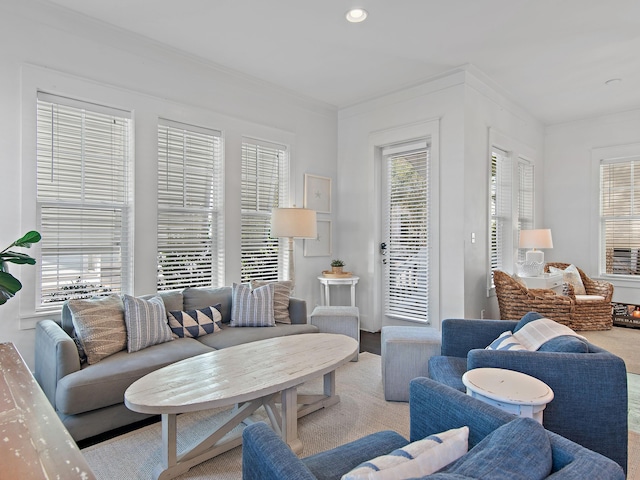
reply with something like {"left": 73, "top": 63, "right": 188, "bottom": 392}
{"left": 317, "top": 276, "right": 360, "bottom": 307}
{"left": 520, "top": 273, "right": 563, "bottom": 294}
{"left": 462, "top": 368, "right": 554, "bottom": 424}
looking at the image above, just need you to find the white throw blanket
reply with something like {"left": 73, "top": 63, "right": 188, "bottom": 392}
{"left": 513, "top": 318, "right": 586, "bottom": 351}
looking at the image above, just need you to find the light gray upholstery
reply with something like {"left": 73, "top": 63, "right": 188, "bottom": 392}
{"left": 34, "top": 285, "right": 313, "bottom": 441}
{"left": 381, "top": 325, "right": 442, "bottom": 402}
{"left": 310, "top": 306, "right": 360, "bottom": 361}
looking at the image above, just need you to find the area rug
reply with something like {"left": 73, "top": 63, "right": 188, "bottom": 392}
{"left": 82, "top": 352, "right": 409, "bottom": 479}
{"left": 82, "top": 351, "right": 640, "bottom": 480}
{"left": 581, "top": 326, "right": 640, "bottom": 374}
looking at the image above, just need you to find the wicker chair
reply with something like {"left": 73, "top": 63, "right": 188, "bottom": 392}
{"left": 493, "top": 270, "right": 574, "bottom": 327}
{"left": 544, "top": 262, "right": 614, "bottom": 331}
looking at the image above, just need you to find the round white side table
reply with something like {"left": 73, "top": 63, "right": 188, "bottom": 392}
{"left": 461, "top": 368, "right": 554, "bottom": 424}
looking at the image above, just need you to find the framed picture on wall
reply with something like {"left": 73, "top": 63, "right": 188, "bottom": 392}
{"left": 304, "top": 173, "right": 331, "bottom": 214}
{"left": 304, "top": 220, "right": 332, "bottom": 257}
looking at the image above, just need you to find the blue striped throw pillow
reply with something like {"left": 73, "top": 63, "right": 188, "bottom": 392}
{"left": 342, "top": 426, "right": 469, "bottom": 480}
{"left": 485, "top": 331, "right": 528, "bottom": 351}
{"left": 122, "top": 294, "right": 174, "bottom": 352}
{"left": 230, "top": 283, "right": 275, "bottom": 327}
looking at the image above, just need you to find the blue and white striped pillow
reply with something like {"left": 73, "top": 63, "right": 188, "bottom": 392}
{"left": 122, "top": 294, "right": 173, "bottom": 352}
{"left": 342, "top": 426, "right": 469, "bottom": 480}
{"left": 230, "top": 283, "right": 275, "bottom": 327}
{"left": 485, "top": 330, "right": 528, "bottom": 351}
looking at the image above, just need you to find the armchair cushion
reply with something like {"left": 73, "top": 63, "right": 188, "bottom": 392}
{"left": 439, "top": 418, "right": 552, "bottom": 480}
{"left": 549, "top": 264, "right": 586, "bottom": 295}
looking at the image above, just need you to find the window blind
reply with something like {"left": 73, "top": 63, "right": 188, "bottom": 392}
{"left": 517, "top": 160, "right": 534, "bottom": 262}
{"left": 383, "top": 145, "right": 429, "bottom": 323}
{"left": 601, "top": 158, "right": 640, "bottom": 275}
{"left": 36, "top": 92, "right": 132, "bottom": 309}
{"left": 157, "top": 119, "right": 223, "bottom": 290}
{"left": 240, "top": 138, "right": 288, "bottom": 282}
{"left": 489, "top": 149, "right": 512, "bottom": 275}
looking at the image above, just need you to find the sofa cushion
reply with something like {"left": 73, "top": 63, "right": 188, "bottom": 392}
{"left": 167, "top": 304, "right": 222, "bottom": 338}
{"left": 428, "top": 356, "right": 467, "bottom": 392}
{"left": 196, "top": 323, "right": 319, "bottom": 349}
{"left": 67, "top": 294, "right": 127, "bottom": 365}
{"left": 485, "top": 331, "right": 527, "bottom": 351}
{"left": 440, "top": 417, "right": 552, "bottom": 480}
{"left": 140, "top": 290, "right": 184, "bottom": 312}
{"left": 514, "top": 314, "right": 588, "bottom": 352}
{"left": 342, "top": 426, "right": 468, "bottom": 480}
{"left": 231, "top": 283, "right": 275, "bottom": 327}
{"left": 123, "top": 294, "right": 174, "bottom": 353}
{"left": 251, "top": 280, "right": 293, "bottom": 324}
{"left": 55, "top": 338, "right": 214, "bottom": 415}
{"left": 183, "top": 286, "right": 232, "bottom": 323}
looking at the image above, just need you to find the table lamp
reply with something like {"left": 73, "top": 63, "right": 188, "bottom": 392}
{"left": 518, "top": 229, "right": 553, "bottom": 276}
{"left": 270, "top": 207, "right": 317, "bottom": 286}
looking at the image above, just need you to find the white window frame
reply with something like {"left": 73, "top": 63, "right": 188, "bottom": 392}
{"left": 487, "top": 129, "right": 537, "bottom": 293}
{"left": 34, "top": 92, "right": 133, "bottom": 313}
{"left": 591, "top": 143, "right": 640, "bottom": 284}
{"left": 157, "top": 119, "right": 224, "bottom": 290}
{"left": 240, "top": 137, "right": 289, "bottom": 283}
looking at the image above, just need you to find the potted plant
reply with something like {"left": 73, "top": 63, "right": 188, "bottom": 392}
{"left": 0, "top": 231, "right": 41, "bottom": 305}
{"left": 331, "top": 259, "right": 345, "bottom": 275}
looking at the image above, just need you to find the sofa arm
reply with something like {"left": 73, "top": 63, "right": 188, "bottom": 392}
{"left": 441, "top": 319, "right": 517, "bottom": 357}
{"left": 467, "top": 349, "right": 628, "bottom": 472}
{"left": 34, "top": 319, "right": 81, "bottom": 410}
{"left": 288, "top": 297, "right": 308, "bottom": 324}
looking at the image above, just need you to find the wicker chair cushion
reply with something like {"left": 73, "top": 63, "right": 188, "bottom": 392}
{"left": 575, "top": 295, "right": 605, "bottom": 302}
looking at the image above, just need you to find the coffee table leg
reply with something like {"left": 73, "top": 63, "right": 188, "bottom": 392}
{"left": 281, "top": 386, "right": 303, "bottom": 454}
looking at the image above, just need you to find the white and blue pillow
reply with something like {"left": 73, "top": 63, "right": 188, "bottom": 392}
{"left": 341, "top": 426, "right": 468, "bottom": 480}
{"left": 122, "top": 294, "right": 174, "bottom": 353}
{"left": 168, "top": 304, "right": 222, "bottom": 338}
{"left": 485, "top": 331, "right": 527, "bottom": 351}
{"left": 231, "top": 283, "right": 275, "bottom": 327}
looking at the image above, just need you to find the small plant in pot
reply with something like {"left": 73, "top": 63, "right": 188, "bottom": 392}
{"left": 331, "top": 259, "right": 345, "bottom": 275}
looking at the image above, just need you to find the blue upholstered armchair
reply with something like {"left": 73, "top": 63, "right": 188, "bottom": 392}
{"left": 242, "top": 377, "right": 624, "bottom": 480}
{"left": 428, "top": 318, "right": 628, "bottom": 473}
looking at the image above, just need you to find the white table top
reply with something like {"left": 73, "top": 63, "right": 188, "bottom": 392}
{"left": 124, "top": 333, "right": 358, "bottom": 414}
{"left": 317, "top": 275, "right": 359, "bottom": 284}
{"left": 462, "top": 368, "right": 554, "bottom": 405}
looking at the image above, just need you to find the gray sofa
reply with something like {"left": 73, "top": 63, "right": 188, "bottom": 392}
{"left": 34, "top": 286, "right": 317, "bottom": 442}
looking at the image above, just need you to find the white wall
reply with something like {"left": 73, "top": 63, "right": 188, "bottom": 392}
{"left": 336, "top": 67, "right": 544, "bottom": 331}
{"left": 0, "top": 1, "right": 338, "bottom": 369}
{"left": 545, "top": 108, "right": 640, "bottom": 304}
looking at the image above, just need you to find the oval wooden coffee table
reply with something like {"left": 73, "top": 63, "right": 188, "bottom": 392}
{"left": 125, "top": 333, "right": 358, "bottom": 480}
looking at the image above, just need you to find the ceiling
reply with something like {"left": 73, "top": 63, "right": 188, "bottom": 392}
{"left": 43, "top": 0, "right": 640, "bottom": 125}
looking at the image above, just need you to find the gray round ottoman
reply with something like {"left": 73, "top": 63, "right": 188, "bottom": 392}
{"left": 381, "top": 326, "right": 442, "bottom": 402}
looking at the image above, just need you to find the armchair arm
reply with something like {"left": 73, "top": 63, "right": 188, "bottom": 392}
{"left": 467, "top": 349, "right": 627, "bottom": 472}
{"left": 34, "top": 319, "right": 81, "bottom": 410}
{"left": 242, "top": 423, "right": 316, "bottom": 480}
{"left": 582, "top": 278, "right": 613, "bottom": 301}
{"left": 441, "top": 318, "right": 517, "bottom": 357}
{"left": 288, "top": 297, "right": 308, "bottom": 324}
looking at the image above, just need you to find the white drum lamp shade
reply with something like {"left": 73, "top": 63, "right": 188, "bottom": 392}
{"left": 519, "top": 229, "right": 553, "bottom": 265}
{"left": 270, "top": 208, "right": 317, "bottom": 286}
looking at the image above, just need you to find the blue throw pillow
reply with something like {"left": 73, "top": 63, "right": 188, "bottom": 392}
{"left": 440, "top": 417, "right": 552, "bottom": 480}
{"left": 513, "top": 312, "right": 545, "bottom": 332}
{"left": 538, "top": 335, "right": 589, "bottom": 353}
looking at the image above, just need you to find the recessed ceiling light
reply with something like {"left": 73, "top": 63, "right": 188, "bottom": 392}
{"left": 346, "top": 8, "right": 368, "bottom": 23}
{"left": 605, "top": 78, "right": 622, "bottom": 86}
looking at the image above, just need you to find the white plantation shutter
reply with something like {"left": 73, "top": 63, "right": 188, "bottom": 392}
{"left": 36, "top": 92, "right": 132, "bottom": 309}
{"left": 157, "top": 119, "right": 223, "bottom": 290}
{"left": 384, "top": 143, "right": 429, "bottom": 323}
{"left": 241, "top": 139, "right": 288, "bottom": 282}
{"left": 601, "top": 158, "right": 640, "bottom": 275}
{"left": 517, "top": 159, "right": 534, "bottom": 262}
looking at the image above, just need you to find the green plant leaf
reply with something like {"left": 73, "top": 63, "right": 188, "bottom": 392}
{"left": 0, "top": 252, "right": 36, "bottom": 265}
{"left": 0, "top": 271, "right": 22, "bottom": 305}
{"left": 13, "top": 231, "right": 41, "bottom": 248}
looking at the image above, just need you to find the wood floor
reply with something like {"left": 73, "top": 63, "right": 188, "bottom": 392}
{"left": 360, "top": 330, "right": 381, "bottom": 355}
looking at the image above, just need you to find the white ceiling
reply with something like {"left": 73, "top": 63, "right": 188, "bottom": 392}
{"left": 44, "top": 0, "right": 640, "bottom": 125}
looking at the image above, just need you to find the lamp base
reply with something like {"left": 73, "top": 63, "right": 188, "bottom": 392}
{"left": 525, "top": 249, "right": 544, "bottom": 264}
